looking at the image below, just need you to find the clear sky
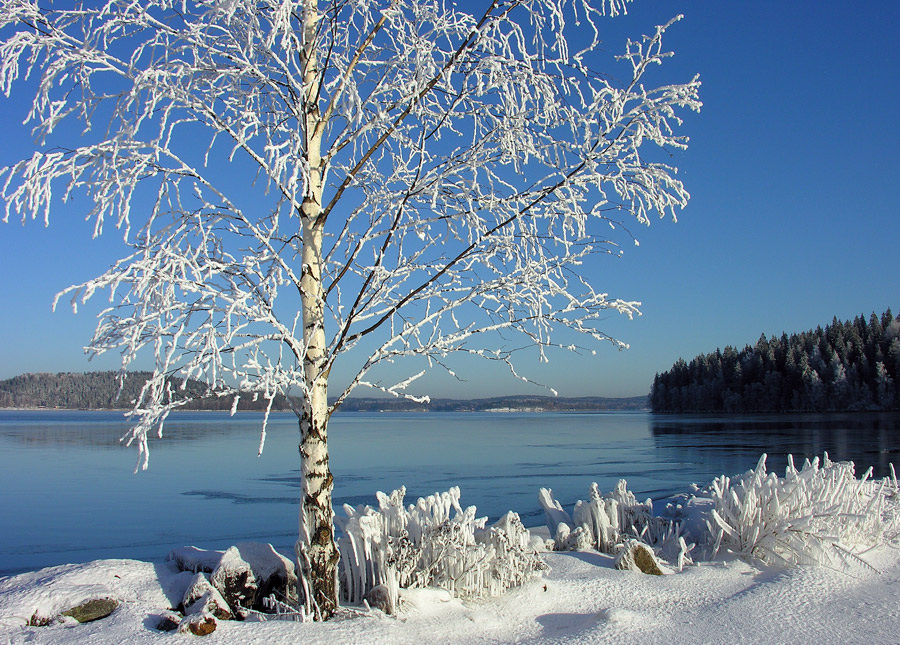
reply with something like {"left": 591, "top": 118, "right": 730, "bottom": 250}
{"left": 1, "top": 0, "right": 898, "bottom": 399}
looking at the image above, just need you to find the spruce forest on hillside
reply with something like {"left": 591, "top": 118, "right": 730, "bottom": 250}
{"left": 651, "top": 310, "right": 900, "bottom": 413}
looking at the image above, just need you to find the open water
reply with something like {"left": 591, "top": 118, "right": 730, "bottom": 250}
{"left": 1, "top": 409, "right": 898, "bottom": 576}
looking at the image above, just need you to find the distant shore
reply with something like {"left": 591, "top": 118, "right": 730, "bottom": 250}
{"left": 0, "top": 395, "right": 650, "bottom": 414}
{"left": 0, "top": 372, "right": 648, "bottom": 412}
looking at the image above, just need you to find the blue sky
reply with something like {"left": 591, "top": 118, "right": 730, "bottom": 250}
{"left": 1, "top": 0, "right": 898, "bottom": 399}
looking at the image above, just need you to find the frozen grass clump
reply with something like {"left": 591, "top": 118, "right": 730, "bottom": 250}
{"left": 336, "top": 486, "right": 546, "bottom": 612}
{"left": 539, "top": 480, "right": 692, "bottom": 569}
{"left": 695, "top": 453, "right": 900, "bottom": 568}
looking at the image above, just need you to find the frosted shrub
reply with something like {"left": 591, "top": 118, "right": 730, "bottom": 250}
{"left": 698, "top": 454, "right": 900, "bottom": 568}
{"left": 336, "top": 487, "right": 545, "bottom": 612}
{"left": 539, "top": 480, "right": 690, "bottom": 569}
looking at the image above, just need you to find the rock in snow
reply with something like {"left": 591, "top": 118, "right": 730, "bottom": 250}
{"left": 232, "top": 541, "right": 298, "bottom": 610}
{"left": 181, "top": 572, "right": 233, "bottom": 620}
{"left": 166, "top": 546, "right": 224, "bottom": 574}
{"left": 177, "top": 612, "right": 217, "bottom": 636}
{"left": 365, "top": 584, "right": 395, "bottom": 615}
{"left": 60, "top": 597, "right": 119, "bottom": 623}
{"left": 614, "top": 540, "right": 666, "bottom": 575}
{"left": 210, "top": 547, "right": 258, "bottom": 619}
{"left": 153, "top": 610, "right": 182, "bottom": 632}
{"left": 168, "top": 542, "right": 298, "bottom": 618}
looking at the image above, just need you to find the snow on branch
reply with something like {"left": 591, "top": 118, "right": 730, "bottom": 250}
{"left": 0, "top": 0, "right": 700, "bottom": 459}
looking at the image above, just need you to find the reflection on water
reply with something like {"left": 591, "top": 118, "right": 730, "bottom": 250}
{"left": 1, "top": 410, "right": 898, "bottom": 576}
{"left": 0, "top": 410, "right": 271, "bottom": 448}
{"left": 650, "top": 413, "right": 900, "bottom": 485}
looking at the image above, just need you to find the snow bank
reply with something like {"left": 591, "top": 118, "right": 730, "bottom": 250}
{"left": 3, "top": 546, "right": 900, "bottom": 644}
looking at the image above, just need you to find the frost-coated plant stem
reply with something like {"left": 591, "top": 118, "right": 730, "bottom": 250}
{"left": 336, "top": 487, "right": 545, "bottom": 609}
{"left": 701, "top": 453, "right": 898, "bottom": 568}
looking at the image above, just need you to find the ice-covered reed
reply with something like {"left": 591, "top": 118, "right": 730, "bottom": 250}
{"left": 539, "top": 480, "right": 691, "bottom": 569}
{"left": 336, "top": 486, "right": 545, "bottom": 611}
{"left": 698, "top": 453, "right": 900, "bottom": 568}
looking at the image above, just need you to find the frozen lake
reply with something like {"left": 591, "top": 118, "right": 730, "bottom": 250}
{"left": 1, "top": 409, "right": 898, "bottom": 576}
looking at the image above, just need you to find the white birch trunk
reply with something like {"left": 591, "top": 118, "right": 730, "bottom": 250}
{"left": 295, "top": 0, "right": 339, "bottom": 619}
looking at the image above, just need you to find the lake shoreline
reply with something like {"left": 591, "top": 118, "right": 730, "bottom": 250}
{"left": 3, "top": 410, "right": 898, "bottom": 577}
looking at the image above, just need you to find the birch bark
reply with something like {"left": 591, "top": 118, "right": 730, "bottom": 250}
{"left": 296, "top": 0, "right": 339, "bottom": 619}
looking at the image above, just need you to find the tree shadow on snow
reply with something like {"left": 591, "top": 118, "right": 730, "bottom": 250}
{"left": 559, "top": 550, "right": 615, "bottom": 568}
{"left": 536, "top": 611, "right": 603, "bottom": 638}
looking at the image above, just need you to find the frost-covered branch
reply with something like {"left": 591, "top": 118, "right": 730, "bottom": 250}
{"left": 2, "top": 0, "right": 701, "bottom": 434}
{"left": 2, "top": 0, "right": 700, "bottom": 615}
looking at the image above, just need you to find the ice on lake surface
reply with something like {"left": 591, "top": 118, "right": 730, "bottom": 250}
{"left": 1, "top": 409, "right": 898, "bottom": 575}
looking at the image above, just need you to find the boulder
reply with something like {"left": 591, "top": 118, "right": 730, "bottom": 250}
{"left": 178, "top": 613, "right": 217, "bottom": 636}
{"left": 614, "top": 540, "right": 665, "bottom": 576}
{"left": 211, "top": 547, "right": 258, "bottom": 619}
{"left": 365, "top": 584, "right": 395, "bottom": 615}
{"left": 60, "top": 597, "right": 119, "bottom": 623}
{"left": 166, "top": 546, "right": 224, "bottom": 574}
{"left": 181, "top": 572, "right": 232, "bottom": 620}
{"left": 154, "top": 611, "right": 182, "bottom": 632}
{"left": 179, "top": 542, "right": 299, "bottom": 618}
{"left": 234, "top": 542, "right": 299, "bottom": 611}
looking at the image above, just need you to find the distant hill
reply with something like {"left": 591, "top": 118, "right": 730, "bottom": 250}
{"left": 336, "top": 395, "right": 648, "bottom": 412}
{"left": 0, "top": 371, "right": 647, "bottom": 412}
{"left": 0, "top": 371, "right": 294, "bottom": 411}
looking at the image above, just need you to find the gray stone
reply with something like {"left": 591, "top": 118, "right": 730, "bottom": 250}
{"left": 614, "top": 540, "right": 665, "bottom": 575}
{"left": 60, "top": 597, "right": 119, "bottom": 623}
{"left": 365, "top": 584, "right": 395, "bottom": 615}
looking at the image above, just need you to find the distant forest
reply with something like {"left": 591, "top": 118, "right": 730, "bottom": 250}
{"left": 0, "top": 371, "right": 647, "bottom": 412}
{"left": 0, "top": 371, "right": 295, "bottom": 411}
{"left": 651, "top": 309, "right": 900, "bottom": 413}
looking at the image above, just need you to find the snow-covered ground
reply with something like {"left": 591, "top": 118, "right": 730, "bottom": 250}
{"left": 2, "top": 539, "right": 899, "bottom": 644}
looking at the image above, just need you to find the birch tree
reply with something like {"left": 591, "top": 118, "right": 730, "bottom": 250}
{"left": 0, "top": 0, "right": 700, "bottom": 618}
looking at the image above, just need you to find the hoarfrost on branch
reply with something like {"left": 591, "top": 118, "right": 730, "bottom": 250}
{"left": 1, "top": 0, "right": 700, "bottom": 453}
{"left": 1, "top": 0, "right": 700, "bottom": 618}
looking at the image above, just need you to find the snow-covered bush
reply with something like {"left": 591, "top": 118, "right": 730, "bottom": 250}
{"left": 539, "top": 454, "right": 900, "bottom": 574}
{"left": 336, "top": 487, "right": 545, "bottom": 612}
{"left": 539, "top": 480, "right": 691, "bottom": 569}
{"left": 694, "top": 453, "right": 900, "bottom": 568}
